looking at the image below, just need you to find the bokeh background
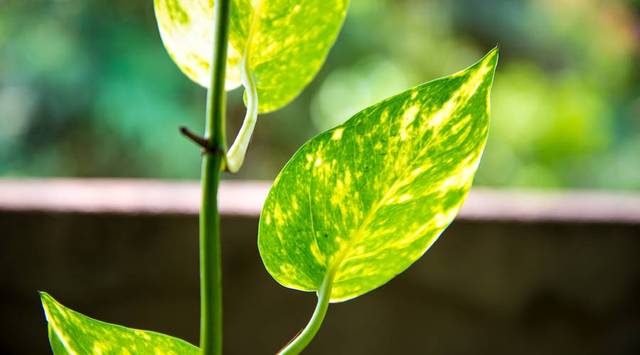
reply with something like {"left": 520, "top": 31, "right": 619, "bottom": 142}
{"left": 1, "top": 0, "right": 639, "bottom": 188}
{"left": 2, "top": 1, "right": 640, "bottom": 354}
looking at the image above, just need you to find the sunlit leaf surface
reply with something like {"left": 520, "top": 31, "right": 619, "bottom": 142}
{"left": 41, "top": 292, "right": 198, "bottom": 354}
{"left": 154, "top": 0, "right": 348, "bottom": 112}
{"left": 259, "top": 49, "right": 498, "bottom": 302}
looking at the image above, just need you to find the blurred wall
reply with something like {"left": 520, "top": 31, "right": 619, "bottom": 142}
{"left": 2, "top": 198, "right": 639, "bottom": 354}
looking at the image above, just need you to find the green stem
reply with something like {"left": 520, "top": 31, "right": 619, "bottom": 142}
{"left": 200, "top": 0, "right": 231, "bottom": 354}
{"left": 278, "top": 270, "right": 336, "bottom": 355}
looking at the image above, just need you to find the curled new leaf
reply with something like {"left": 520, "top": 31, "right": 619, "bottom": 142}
{"left": 40, "top": 292, "right": 198, "bottom": 354}
{"left": 154, "top": 0, "right": 349, "bottom": 112}
{"left": 259, "top": 48, "right": 498, "bottom": 302}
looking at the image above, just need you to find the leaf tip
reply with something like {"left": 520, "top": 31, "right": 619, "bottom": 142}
{"left": 479, "top": 46, "right": 499, "bottom": 70}
{"left": 39, "top": 291, "right": 54, "bottom": 304}
{"left": 38, "top": 291, "right": 56, "bottom": 325}
{"left": 38, "top": 292, "right": 63, "bottom": 322}
{"left": 39, "top": 291, "right": 49, "bottom": 304}
{"left": 470, "top": 47, "right": 499, "bottom": 91}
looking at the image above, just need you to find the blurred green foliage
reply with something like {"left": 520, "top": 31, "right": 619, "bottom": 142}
{"left": 1, "top": 0, "right": 639, "bottom": 189}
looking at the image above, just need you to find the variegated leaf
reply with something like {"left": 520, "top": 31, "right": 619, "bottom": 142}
{"left": 259, "top": 48, "right": 498, "bottom": 302}
{"left": 154, "top": 0, "right": 348, "bottom": 112}
{"left": 41, "top": 292, "right": 199, "bottom": 354}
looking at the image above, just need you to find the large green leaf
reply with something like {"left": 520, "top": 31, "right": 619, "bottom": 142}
{"left": 40, "top": 292, "right": 199, "bottom": 354}
{"left": 258, "top": 48, "right": 498, "bottom": 302}
{"left": 154, "top": 0, "right": 349, "bottom": 112}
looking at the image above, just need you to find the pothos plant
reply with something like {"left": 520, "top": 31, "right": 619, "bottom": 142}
{"left": 39, "top": 1, "right": 498, "bottom": 354}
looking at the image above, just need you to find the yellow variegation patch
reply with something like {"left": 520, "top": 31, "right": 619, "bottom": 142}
{"left": 41, "top": 292, "right": 198, "bottom": 354}
{"left": 154, "top": 0, "right": 348, "bottom": 112}
{"left": 154, "top": 0, "right": 244, "bottom": 90}
{"left": 259, "top": 48, "right": 499, "bottom": 302}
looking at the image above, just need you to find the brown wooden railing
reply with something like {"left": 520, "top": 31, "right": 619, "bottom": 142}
{"left": 1, "top": 179, "right": 638, "bottom": 354}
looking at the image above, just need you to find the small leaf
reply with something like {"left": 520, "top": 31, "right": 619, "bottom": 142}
{"left": 258, "top": 48, "right": 499, "bottom": 302}
{"left": 154, "top": 0, "right": 349, "bottom": 112}
{"left": 40, "top": 292, "right": 199, "bottom": 354}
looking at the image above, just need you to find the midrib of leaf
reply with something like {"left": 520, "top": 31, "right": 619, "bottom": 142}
{"left": 327, "top": 64, "right": 492, "bottom": 285}
{"left": 328, "top": 174, "right": 407, "bottom": 278}
{"left": 307, "top": 177, "right": 325, "bottom": 267}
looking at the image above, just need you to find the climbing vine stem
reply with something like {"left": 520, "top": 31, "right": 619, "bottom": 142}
{"left": 200, "top": 0, "right": 231, "bottom": 354}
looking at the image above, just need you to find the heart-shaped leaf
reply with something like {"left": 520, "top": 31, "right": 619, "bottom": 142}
{"left": 154, "top": 0, "right": 349, "bottom": 112}
{"left": 259, "top": 48, "right": 498, "bottom": 302}
{"left": 40, "top": 292, "right": 199, "bottom": 354}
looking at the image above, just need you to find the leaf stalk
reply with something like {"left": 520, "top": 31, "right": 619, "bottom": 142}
{"left": 224, "top": 3, "right": 261, "bottom": 173}
{"left": 278, "top": 268, "right": 336, "bottom": 355}
{"left": 225, "top": 52, "right": 259, "bottom": 173}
